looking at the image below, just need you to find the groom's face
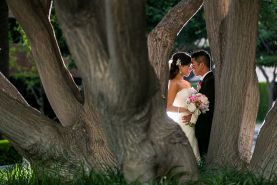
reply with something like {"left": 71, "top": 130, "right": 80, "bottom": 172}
{"left": 191, "top": 59, "right": 201, "bottom": 76}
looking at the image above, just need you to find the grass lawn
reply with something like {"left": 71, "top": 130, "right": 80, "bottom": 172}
{"left": 0, "top": 164, "right": 276, "bottom": 185}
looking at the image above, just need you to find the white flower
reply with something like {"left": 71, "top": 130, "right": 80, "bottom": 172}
{"left": 168, "top": 59, "right": 173, "bottom": 68}
{"left": 187, "top": 103, "right": 197, "bottom": 112}
{"left": 176, "top": 59, "right": 181, "bottom": 66}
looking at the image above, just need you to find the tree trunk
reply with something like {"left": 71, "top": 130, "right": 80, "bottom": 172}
{"left": 204, "top": 0, "right": 260, "bottom": 167}
{"left": 0, "top": 0, "right": 9, "bottom": 77}
{"left": 2, "top": 0, "right": 201, "bottom": 183}
{"left": 250, "top": 103, "right": 277, "bottom": 180}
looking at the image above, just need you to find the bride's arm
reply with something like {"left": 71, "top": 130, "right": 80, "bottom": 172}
{"left": 167, "top": 81, "right": 188, "bottom": 113}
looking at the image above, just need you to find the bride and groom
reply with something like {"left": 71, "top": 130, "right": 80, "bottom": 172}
{"left": 167, "top": 50, "right": 215, "bottom": 162}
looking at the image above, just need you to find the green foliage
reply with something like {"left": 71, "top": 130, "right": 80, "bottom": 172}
{"left": 50, "top": 9, "right": 70, "bottom": 56}
{"left": 257, "top": 82, "right": 269, "bottom": 122}
{"left": 8, "top": 20, "right": 38, "bottom": 79}
{"left": 16, "top": 24, "right": 30, "bottom": 51}
{"left": 9, "top": 44, "right": 38, "bottom": 78}
{"left": 146, "top": 0, "right": 207, "bottom": 52}
{"left": 257, "top": 0, "right": 277, "bottom": 66}
{"left": 175, "top": 8, "right": 207, "bottom": 52}
{"left": 257, "top": 55, "right": 277, "bottom": 67}
{"left": 0, "top": 140, "right": 22, "bottom": 165}
{"left": 146, "top": 0, "right": 179, "bottom": 32}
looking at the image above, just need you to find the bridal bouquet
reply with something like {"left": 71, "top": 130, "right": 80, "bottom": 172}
{"left": 185, "top": 93, "right": 209, "bottom": 127}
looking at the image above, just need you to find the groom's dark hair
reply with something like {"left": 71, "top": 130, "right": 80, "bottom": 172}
{"left": 191, "top": 50, "right": 211, "bottom": 69}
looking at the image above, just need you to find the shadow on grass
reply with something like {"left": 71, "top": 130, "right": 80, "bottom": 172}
{"left": 0, "top": 163, "right": 276, "bottom": 185}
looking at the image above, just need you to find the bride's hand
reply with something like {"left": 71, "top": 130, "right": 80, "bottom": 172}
{"left": 182, "top": 114, "right": 192, "bottom": 124}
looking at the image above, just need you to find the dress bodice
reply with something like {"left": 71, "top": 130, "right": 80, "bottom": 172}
{"left": 167, "top": 87, "right": 196, "bottom": 122}
{"left": 173, "top": 87, "right": 196, "bottom": 108}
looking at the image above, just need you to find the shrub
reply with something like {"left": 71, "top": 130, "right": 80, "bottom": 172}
{"left": 257, "top": 82, "right": 269, "bottom": 122}
{"left": 0, "top": 140, "right": 22, "bottom": 165}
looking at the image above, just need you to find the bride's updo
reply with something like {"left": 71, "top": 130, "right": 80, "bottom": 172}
{"left": 169, "top": 52, "right": 191, "bottom": 80}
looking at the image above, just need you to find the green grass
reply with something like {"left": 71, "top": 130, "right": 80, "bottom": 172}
{"left": 188, "top": 167, "right": 277, "bottom": 185}
{"left": 0, "top": 164, "right": 276, "bottom": 185}
{"left": 0, "top": 165, "right": 140, "bottom": 185}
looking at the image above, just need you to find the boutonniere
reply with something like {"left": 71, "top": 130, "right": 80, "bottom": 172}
{"left": 197, "top": 81, "right": 202, "bottom": 91}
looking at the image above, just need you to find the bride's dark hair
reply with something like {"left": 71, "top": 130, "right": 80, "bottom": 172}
{"left": 169, "top": 52, "right": 191, "bottom": 80}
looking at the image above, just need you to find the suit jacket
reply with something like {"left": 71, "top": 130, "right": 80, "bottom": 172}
{"left": 195, "top": 72, "right": 215, "bottom": 142}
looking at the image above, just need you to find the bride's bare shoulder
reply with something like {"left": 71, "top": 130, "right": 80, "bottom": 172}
{"left": 182, "top": 80, "right": 191, "bottom": 88}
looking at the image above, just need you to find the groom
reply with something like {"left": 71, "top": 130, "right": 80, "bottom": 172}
{"left": 185, "top": 50, "right": 215, "bottom": 158}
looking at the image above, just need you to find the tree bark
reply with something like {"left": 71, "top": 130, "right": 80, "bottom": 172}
{"left": 0, "top": 0, "right": 9, "bottom": 77}
{"left": 7, "top": 0, "right": 83, "bottom": 127}
{"left": 7, "top": 0, "right": 118, "bottom": 176}
{"left": 55, "top": 0, "right": 199, "bottom": 182}
{"left": 204, "top": 0, "right": 260, "bottom": 167}
{"left": 2, "top": 0, "right": 201, "bottom": 183}
{"left": 250, "top": 103, "right": 277, "bottom": 180}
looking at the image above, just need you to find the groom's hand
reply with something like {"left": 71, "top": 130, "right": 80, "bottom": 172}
{"left": 182, "top": 114, "right": 192, "bottom": 124}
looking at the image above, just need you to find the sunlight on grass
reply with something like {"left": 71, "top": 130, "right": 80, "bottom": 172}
{"left": 0, "top": 164, "right": 276, "bottom": 185}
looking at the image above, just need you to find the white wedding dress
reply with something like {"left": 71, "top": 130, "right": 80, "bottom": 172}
{"left": 167, "top": 87, "right": 200, "bottom": 161}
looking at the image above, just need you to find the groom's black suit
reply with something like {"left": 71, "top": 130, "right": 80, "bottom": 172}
{"left": 195, "top": 71, "right": 215, "bottom": 157}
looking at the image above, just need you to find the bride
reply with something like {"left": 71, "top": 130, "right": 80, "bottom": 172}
{"left": 167, "top": 52, "right": 200, "bottom": 162}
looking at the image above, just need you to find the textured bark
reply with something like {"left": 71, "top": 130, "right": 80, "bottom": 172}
{"left": 39, "top": 0, "right": 52, "bottom": 16}
{"left": 6, "top": 0, "right": 117, "bottom": 177}
{"left": 250, "top": 104, "right": 277, "bottom": 180}
{"left": 0, "top": 0, "right": 9, "bottom": 77}
{"left": 8, "top": 0, "right": 83, "bottom": 127}
{"left": 1, "top": 0, "right": 200, "bottom": 183}
{"left": 148, "top": 0, "right": 203, "bottom": 99}
{"left": 204, "top": 0, "right": 260, "bottom": 167}
{"left": 55, "top": 0, "right": 198, "bottom": 182}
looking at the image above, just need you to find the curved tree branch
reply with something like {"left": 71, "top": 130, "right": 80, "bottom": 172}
{"left": 250, "top": 103, "right": 277, "bottom": 180}
{"left": 0, "top": 88, "right": 99, "bottom": 176}
{"left": 7, "top": 0, "right": 83, "bottom": 127}
{"left": 0, "top": 72, "right": 27, "bottom": 104}
{"left": 148, "top": 0, "right": 203, "bottom": 98}
{"left": 0, "top": 88, "right": 59, "bottom": 153}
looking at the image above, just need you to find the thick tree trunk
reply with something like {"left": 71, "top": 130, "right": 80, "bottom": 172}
{"left": 204, "top": 0, "right": 260, "bottom": 167}
{"left": 55, "top": 0, "right": 199, "bottom": 182}
{"left": 0, "top": 0, "right": 9, "bottom": 77}
{"left": 1, "top": 0, "right": 201, "bottom": 183}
